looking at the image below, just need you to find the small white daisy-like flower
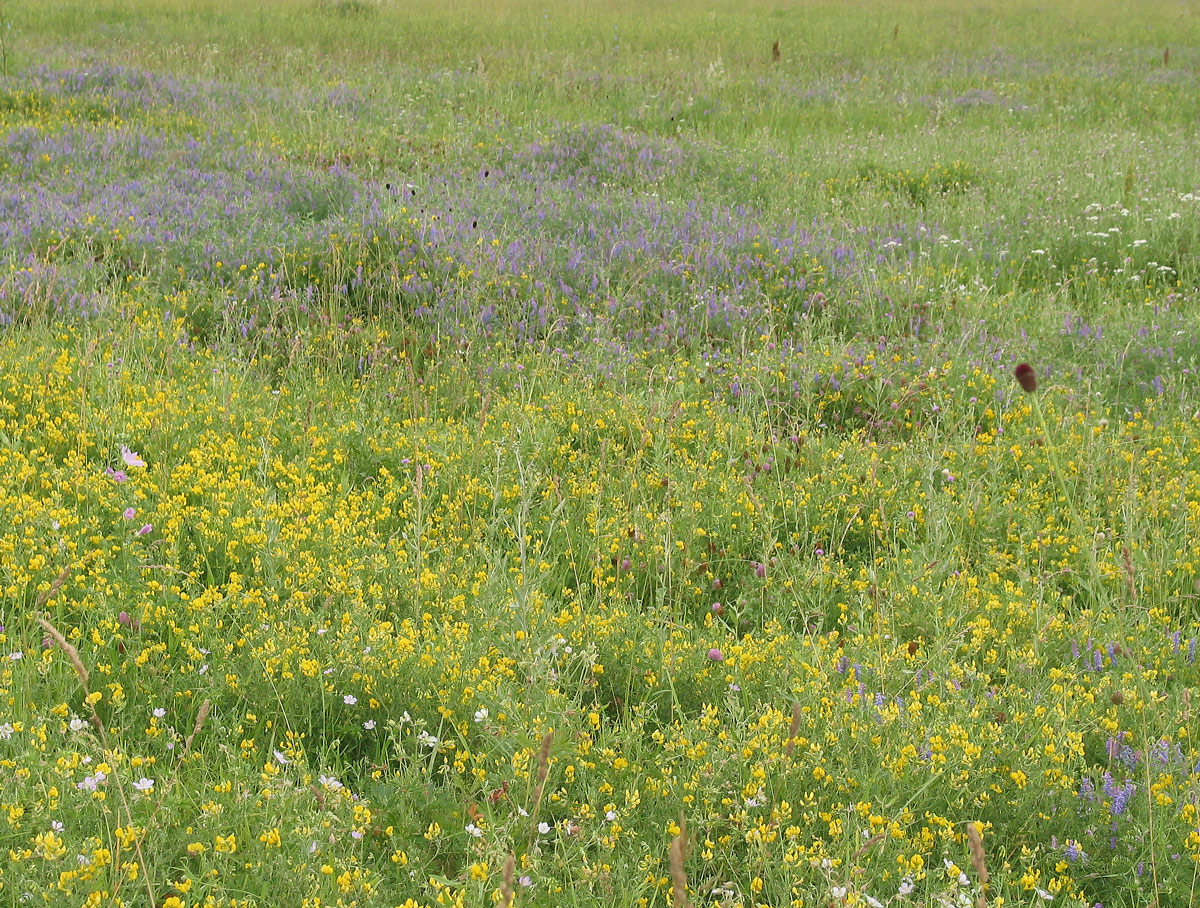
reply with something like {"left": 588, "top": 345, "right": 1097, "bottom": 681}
{"left": 363, "top": 719, "right": 376, "bottom": 730}
{"left": 343, "top": 694, "right": 357, "bottom": 706}
{"left": 132, "top": 778, "right": 155, "bottom": 792}
{"left": 473, "top": 707, "right": 488, "bottom": 723}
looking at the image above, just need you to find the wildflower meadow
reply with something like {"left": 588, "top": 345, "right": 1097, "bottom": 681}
{"left": 1, "top": 1, "right": 1199, "bottom": 906}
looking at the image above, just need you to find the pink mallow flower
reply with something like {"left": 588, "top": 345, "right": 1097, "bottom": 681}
{"left": 120, "top": 446, "right": 146, "bottom": 468}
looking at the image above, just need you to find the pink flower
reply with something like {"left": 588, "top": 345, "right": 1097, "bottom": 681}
{"left": 123, "top": 507, "right": 136, "bottom": 519}
{"left": 136, "top": 524, "right": 153, "bottom": 536}
{"left": 121, "top": 446, "right": 146, "bottom": 468}
{"left": 707, "top": 648, "right": 725, "bottom": 662}
{"left": 105, "top": 468, "right": 128, "bottom": 483}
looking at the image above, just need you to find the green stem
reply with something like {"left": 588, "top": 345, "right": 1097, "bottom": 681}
{"left": 1029, "top": 393, "right": 1104, "bottom": 602}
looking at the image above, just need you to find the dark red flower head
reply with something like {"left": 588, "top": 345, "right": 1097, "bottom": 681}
{"left": 1014, "top": 363, "right": 1038, "bottom": 393}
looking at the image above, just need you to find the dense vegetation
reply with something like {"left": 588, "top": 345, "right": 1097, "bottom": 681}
{"left": 1, "top": 1, "right": 1199, "bottom": 906}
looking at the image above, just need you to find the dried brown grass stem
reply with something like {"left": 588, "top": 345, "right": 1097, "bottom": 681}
{"left": 669, "top": 814, "right": 689, "bottom": 908}
{"left": 967, "top": 821, "right": 989, "bottom": 908}
{"left": 783, "top": 701, "right": 801, "bottom": 758}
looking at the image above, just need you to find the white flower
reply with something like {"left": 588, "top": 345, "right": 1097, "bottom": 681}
{"left": 363, "top": 720, "right": 376, "bottom": 730}
{"left": 417, "top": 731, "right": 438, "bottom": 749}
{"left": 343, "top": 694, "right": 357, "bottom": 706}
{"left": 0, "top": 723, "right": 13, "bottom": 739}
{"left": 318, "top": 775, "right": 343, "bottom": 790}
{"left": 1036, "top": 889, "right": 1054, "bottom": 902}
{"left": 537, "top": 822, "right": 551, "bottom": 835}
{"left": 605, "top": 810, "right": 617, "bottom": 821}
{"left": 8, "top": 651, "right": 22, "bottom": 661}
{"left": 473, "top": 707, "right": 489, "bottom": 723}
{"left": 898, "top": 877, "right": 915, "bottom": 896}
{"left": 465, "top": 823, "right": 483, "bottom": 837}
{"left": 273, "top": 749, "right": 291, "bottom": 765}
{"left": 831, "top": 886, "right": 847, "bottom": 899}
{"left": 153, "top": 708, "right": 166, "bottom": 718}
{"left": 132, "top": 778, "right": 155, "bottom": 792}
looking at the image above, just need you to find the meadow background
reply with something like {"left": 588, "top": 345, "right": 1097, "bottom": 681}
{"left": 2, "top": 0, "right": 1199, "bottom": 905}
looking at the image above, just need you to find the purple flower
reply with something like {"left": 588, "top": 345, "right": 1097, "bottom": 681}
{"left": 123, "top": 507, "right": 136, "bottom": 519}
{"left": 707, "top": 648, "right": 724, "bottom": 662}
{"left": 105, "top": 467, "right": 128, "bottom": 483}
{"left": 136, "top": 524, "right": 153, "bottom": 536}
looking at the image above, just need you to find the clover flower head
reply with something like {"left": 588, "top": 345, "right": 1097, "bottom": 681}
{"left": 1014, "top": 362, "right": 1038, "bottom": 393}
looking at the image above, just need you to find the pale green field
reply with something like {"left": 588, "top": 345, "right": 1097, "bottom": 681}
{"left": 1, "top": 2, "right": 1199, "bottom": 907}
